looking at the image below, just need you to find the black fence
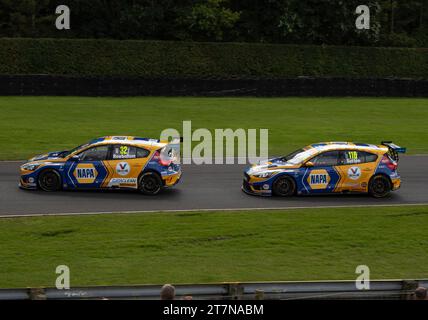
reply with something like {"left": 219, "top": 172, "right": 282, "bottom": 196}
{"left": 0, "top": 75, "right": 427, "bottom": 97}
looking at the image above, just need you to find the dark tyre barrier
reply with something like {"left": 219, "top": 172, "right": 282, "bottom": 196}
{"left": 0, "top": 75, "right": 427, "bottom": 97}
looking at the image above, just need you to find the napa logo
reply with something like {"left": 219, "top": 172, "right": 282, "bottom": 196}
{"left": 307, "top": 169, "right": 330, "bottom": 190}
{"left": 73, "top": 164, "right": 98, "bottom": 184}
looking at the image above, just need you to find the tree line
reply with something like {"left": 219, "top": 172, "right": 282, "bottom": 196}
{"left": 0, "top": 0, "right": 426, "bottom": 47}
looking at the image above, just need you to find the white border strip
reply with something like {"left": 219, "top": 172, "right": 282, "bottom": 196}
{"left": 1, "top": 203, "right": 427, "bottom": 219}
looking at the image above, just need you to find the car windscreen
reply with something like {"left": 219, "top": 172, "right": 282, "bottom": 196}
{"left": 282, "top": 148, "right": 318, "bottom": 165}
{"left": 61, "top": 143, "right": 90, "bottom": 158}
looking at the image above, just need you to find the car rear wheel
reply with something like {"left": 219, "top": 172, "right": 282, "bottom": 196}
{"left": 138, "top": 172, "right": 162, "bottom": 195}
{"left": 38, "top": 170, "right": 62, "bottom": 192}
{"left": 272, "top": 175, "right": 296, "bottom": 197}
{"left": 368, "top": 175, "right": 391, "bottom": 198}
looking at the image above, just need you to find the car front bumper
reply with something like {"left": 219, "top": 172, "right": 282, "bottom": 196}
{"left": 242, "top": 173, "right": 273, "bottom": 196}
{"left": 19, "top": 177, "right": 37, "bottom": 190}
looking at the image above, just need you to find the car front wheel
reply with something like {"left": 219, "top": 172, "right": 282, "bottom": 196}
{"left": 38, "top": 170, "right": 62, "bottom": 192}
{"left": 272, "top": 175, "right": 296, "bottom": 197}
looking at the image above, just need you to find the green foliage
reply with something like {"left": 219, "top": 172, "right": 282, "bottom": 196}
{"left": 382, "top": 32, "right": 419, "bottom": 47}
{"left": 176, "top": 0, "right": 240, "bottom": 41}
{"left": 0, "top": 38, "right": 427, "bottom": 78}
{"left": 0, "top": 0, "right": 427, "bottom": 47}
{"left": 277, "top": 0, "right": 382, "bottom": 45}
{"left": 0, "top": 0, "right": 54, "bottom": 37}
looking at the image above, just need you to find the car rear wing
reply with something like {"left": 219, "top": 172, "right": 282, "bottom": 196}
{"left": 381, "top": 141, "right": 406, "bottom": 161}
{"left": 159, "top": 137, "right": 181, "bottom": 164}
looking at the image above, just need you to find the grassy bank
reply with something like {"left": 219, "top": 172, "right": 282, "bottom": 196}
{"left": 1, "top": 97, "right": 428, "bottom": 160}
{"left": 0, "top": 205, "right": 427, "bottom": 288}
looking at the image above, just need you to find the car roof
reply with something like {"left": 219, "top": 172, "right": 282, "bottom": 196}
{"left": 88, "top": 136, "right": 166, "bottom": 149}
{"left": 308, "top": 142, "right": 388, "bottom": 153}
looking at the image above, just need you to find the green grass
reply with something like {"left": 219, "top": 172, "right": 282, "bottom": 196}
{"left": 1, "top": 97, "right": 428, "bottom": 160}
{"left": 1, "top": 206, "right": 427, "bottom": 288}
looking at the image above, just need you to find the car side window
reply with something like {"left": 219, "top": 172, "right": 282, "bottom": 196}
{"left": 79, "top": 145, "right": 109, "bottom": 161}
{"left": 112, "top": 145, "right": 150, "bottom": 159}
{"left": 310, "top": 151, "right": 339, "bottom": 166}
{"left": 364, "top": 152, "right": 378, "bottom": 163}
{"left": 112, "top": 145, "right": 137, "bottom": 159}
{"left": 136, "top": 147, "right": 150, "bottom": 158}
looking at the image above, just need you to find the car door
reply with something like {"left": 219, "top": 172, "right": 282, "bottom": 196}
{"left": 301, "top": 150, "right": 341, "bottom": 194}
{"left": 334, "top": 150, "right": 379, "bottom": 192}
{"left": 102, "top": 144, "right": 151, "bottom": 189}
{"left": 64, "top": 145, "right": 110, "bottom": 189}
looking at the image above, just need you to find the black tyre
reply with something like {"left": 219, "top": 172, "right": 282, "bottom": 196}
{"left": 272, "top": 175, "right": 296, "bottom": 197}
{"left": 138, "top": 172, "right": 162, "bottom": 195}
{"left": 368, "top": 175, "right": 391, "bottom": 198}
{"left": 38, "top": 170, "right": 62, "bottom": 192}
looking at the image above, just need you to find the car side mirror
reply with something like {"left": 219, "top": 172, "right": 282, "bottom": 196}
{"left": 305, "top": 161, "right": 314, "bottom": 167}
{"left": 70, "top": 155, "right": 80, "bottom": 161}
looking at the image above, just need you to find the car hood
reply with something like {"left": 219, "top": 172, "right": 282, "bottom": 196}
{"left": 29, "top": 150, "right": 67, "bottom": 162}
{"left": 247, "top": 158, "right": 300, "bottom": 173}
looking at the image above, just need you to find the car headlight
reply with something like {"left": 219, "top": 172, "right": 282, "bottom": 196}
{"left": 253, "top": 171, "right": 275, "bottom": 178}
{"left": 21, "top": 163, "right": 41, "bottom": 171}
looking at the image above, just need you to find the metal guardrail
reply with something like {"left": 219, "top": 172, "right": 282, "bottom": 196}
{"left": 0, "top": 279, "right": 427, "bottom": 300}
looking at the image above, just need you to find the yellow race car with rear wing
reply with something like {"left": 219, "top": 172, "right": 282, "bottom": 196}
{"left": 243, "top": 141, "right": 405, "bottom": 198}
{"left": 19, "top": 136, "right": 181, "bottom": 195}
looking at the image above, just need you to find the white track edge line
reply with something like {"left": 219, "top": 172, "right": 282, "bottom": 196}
{"left": 1, "top": 203, "right": 427, "bottom": 219}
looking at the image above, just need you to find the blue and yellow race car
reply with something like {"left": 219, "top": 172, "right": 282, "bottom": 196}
{"left": 19, "top": 136, "right": 181, "bottom": 195}
{"left": 243, "top": 141, "right": 406, "bottom": 198}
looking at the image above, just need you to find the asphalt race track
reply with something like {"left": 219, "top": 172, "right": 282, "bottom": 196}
{"left": 0, "top": 156, "right": 427, "bottom": 217}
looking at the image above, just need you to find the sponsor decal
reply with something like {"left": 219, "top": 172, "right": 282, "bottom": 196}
{"left": 348, "top": 166, "right": 362, "bottom": 180}
{"left": 116, "top": 162, "right": 130, "bottom": 176}
{"left": 113, "top": 154, "right": 136, "bottom": 159}
{"left": 108, "top": 178, "right": 137, "bottom": 188}
{"left": 28, "top": 177, "right": 35, "bottom": 183}
{"left": 307, "top": 169, "right": 330, "bottom": 189}
{"left": 263, "top": 184, "right": 270, "bottom": 190}
{"left": 73, "top": 164, "right": 98, "bottom": 184}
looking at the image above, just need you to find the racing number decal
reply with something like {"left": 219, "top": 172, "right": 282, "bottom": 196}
{"left": 347, "top": 151, "right": 358, "bottom": 161}
{"left": 120, "top": 146, "right": 128, "bottom": 156}
{"left": 345, "top": 151, "right": 361, "bottom": 164}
